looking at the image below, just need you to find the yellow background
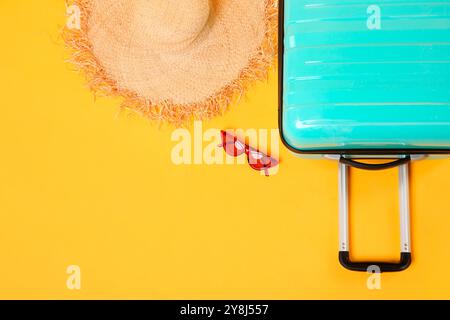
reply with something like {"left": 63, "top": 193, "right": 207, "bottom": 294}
{"left": 1, "top": 0, "right": 450, "bottom": 299}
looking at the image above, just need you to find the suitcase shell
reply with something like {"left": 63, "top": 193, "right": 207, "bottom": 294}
{"left": 279, "top": 0, "right": 450, "bottom": 155}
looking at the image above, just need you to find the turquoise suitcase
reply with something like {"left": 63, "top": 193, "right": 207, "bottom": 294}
{"left": 279, "top": 0, "right": 450, "bottom": 272}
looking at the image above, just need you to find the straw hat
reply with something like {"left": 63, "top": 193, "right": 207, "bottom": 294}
{"left": 64, "top": 0, "right": 278, "bottom": 125}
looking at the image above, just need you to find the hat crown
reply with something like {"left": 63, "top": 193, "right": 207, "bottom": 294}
{"left": 136, "top": 0, "right": 211, "bottom": 48}
{"left": 81, "top": 0, "right": 271, "bottom": 109}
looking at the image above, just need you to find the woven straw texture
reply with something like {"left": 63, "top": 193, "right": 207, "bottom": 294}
{"left": 63, "top": 0, "right": 278, "bottom": 125}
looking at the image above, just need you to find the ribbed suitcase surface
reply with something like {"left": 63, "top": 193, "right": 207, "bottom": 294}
{"left": 282, "top": 0, "right": 450, "bottom": 152}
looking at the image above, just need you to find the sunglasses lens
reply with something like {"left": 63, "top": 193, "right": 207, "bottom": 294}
{"left": 249, "top": 150, "right": 263, "bottom": 161}
{"left": 248, "top": 151, "right": 274, "bottom": 169}
{"left": 221, "top": 132, "right": 246, "bottom": 157}
{"left": 235, "top": 141, "right": 245, "bottom": 152}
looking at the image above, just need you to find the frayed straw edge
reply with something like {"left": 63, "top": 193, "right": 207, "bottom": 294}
{"left": 62, "top": 0, "right": 278, "bottom": 127}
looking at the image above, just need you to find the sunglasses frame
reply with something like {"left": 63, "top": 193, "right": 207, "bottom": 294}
{"left": 220, "top": 130, "right": 279, "bottom": 176}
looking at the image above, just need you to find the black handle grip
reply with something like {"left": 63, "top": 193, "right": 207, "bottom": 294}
{"left": 339, "top": 251, "right": 411, "bottom": 272}
{"left": 339, "top": 156, "right": 411, "bottom": 171}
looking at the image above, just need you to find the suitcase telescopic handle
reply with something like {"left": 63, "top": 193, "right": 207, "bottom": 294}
{"left": 338, "top": 156, "right": 412, "bottom": 272}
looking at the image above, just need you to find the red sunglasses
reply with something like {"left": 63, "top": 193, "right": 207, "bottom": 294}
{"left": 220, "top": 130, "right": 279, "bottom": 176}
